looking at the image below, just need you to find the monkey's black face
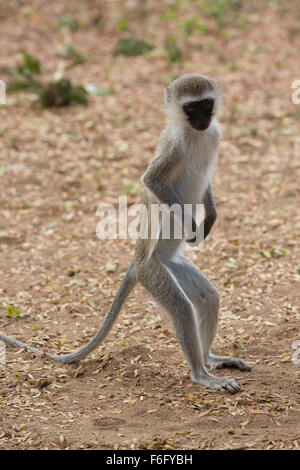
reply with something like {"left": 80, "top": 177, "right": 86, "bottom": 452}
{"left": 183, "top": 98, "right": 214, "bottom": 131}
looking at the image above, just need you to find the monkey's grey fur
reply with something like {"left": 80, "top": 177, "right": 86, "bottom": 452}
{"left": 0, "top": 74, "right": 251, "bottom": 393}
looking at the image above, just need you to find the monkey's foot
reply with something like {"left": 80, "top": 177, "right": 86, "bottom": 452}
{"left": 206, "top": 353, "right": 251, "bottom": 371}
{"left": 192, "top": 371, "right": 240, "bottom": 394}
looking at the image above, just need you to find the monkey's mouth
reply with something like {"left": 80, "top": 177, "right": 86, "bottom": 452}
{"left": 191, "top": 122, "right": 210, "bottom": 131}
{"left": 188, "top": 116, "right": 211, "bottom": 131}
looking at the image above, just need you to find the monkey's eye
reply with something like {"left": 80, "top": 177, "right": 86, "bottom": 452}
{"left": 199, "top": 99, "right": 214, "bottom": 111}
{"left": 183, "top": 101, "right": 201, "bottom": 113}
{"left": 183, "top": 99, "right": 214, "bottom": 114}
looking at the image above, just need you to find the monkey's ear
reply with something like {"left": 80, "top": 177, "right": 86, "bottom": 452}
{"left": 164, "top": 87, "right": 171, "bottom": 103}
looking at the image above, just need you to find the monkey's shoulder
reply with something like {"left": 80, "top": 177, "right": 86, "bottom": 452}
{"left": 155, "top": 125, "right": 185, "bottom": 158}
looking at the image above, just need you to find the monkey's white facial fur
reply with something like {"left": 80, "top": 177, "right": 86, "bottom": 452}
{"left": 164, "top": 74, "right": 220, "bottom": 131}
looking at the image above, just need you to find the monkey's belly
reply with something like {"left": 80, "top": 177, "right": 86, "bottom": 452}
{"left": 174, "top": 172, "right": 207, "bottom": 207}
{"left": 156, "top": 237, "right": 184, "bottom": 262}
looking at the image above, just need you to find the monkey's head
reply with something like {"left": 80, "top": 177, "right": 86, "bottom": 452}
{"left": 164, "top": 73, "right": 220, "bottom": 131}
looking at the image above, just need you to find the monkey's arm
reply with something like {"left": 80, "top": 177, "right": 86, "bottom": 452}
{"left": 143, "top": 170, "right": 182, "bottom": 208}
{"left": 142, "top": 150, "right": 196, "bottom": 234}
{"left": 186, "top": 184, "right": 217, "bottom": 244}
{"left": 142, "top": 130, "right": 184, "bottom": 206}
{"left": 202, "top": 184, "right": 217, "bottom": 239}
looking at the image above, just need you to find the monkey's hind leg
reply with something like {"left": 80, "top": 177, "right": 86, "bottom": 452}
{"left": 167, "top": 256, "right": 248, "bottom": 392}
{"left": 205, "top": 353, "right": 251, "bottom": 371}
{"left": 169, "top": 258, "right": 251, "bottom": 372}
{"left": 136, "top": 253, "right": 239, "bottom": 394}
{"left": 169, "top": 257, "right": 251, "bottom": 373}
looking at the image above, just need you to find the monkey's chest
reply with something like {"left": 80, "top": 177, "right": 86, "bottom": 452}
{"left": 173, "top": 135, "right": 218, "bottom": 205}
{"left": 174, "top": 159, "right": 213, "bottom": 205}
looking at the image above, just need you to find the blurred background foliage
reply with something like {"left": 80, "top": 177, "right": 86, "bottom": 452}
{"left": 1, "top": 0, "right": 298, "bottom": 107}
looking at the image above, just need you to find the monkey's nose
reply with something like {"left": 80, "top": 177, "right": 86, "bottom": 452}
{"left": 197, "top": 123, "right": 210, "bottom": 131}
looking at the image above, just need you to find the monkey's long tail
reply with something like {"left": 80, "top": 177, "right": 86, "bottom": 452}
{"left": 0, "top": 264, "right": 137, "bottom": 363}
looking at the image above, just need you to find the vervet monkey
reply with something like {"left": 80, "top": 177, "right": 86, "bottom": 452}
{"left": 0, "top": 74, "right": 251, "bottom": 393}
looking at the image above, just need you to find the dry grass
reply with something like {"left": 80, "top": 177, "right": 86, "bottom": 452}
{"left": 0, "top": 0, "right": 299, "bottom": 450}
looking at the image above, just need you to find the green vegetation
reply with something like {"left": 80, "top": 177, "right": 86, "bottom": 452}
{"left": 114, "top": 38, "right": 154, "bottom": 57}
{"left": 6, "top": 306, "right": 21, "bottom": 318}
{"left": 57, "top": 14, "right": 80, "bottom": 31}
{"left": 7, "top": 51, "right": 88, "bottom": 107}
{"left": 62, "top": 43, "right": 88, "bottom": 68}
{"left": 165, "top": 37, "right": 182, "bottom": 64}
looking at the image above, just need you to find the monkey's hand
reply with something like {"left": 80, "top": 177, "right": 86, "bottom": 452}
{"left": 203, "top": 213, "right": 217, "bottom": 239}
{"left": 187, "top": 215, "right": 216, "bottom": 246}
{"left": 186, "top": 220, "right": 204, "bottom": 246}
{"left": 186, "top": 237, "right": 199, "bottom": 247}
{"left": 186, "top": 217, "right": 198, "bottom": 244}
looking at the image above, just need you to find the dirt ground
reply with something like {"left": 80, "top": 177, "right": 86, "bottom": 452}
{"left": 0, "top": 0, "right": 299, "bottom": 450}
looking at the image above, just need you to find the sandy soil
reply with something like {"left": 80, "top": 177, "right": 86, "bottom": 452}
{"left": 0, "top": 0, "right": 299, "bottom": 449}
